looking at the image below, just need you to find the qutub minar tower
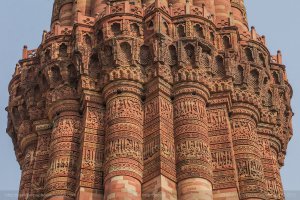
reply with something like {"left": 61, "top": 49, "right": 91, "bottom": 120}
{"left": 6, "top": 0, "right": 293, "bottom": 199}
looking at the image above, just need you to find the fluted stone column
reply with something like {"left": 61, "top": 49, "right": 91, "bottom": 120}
{"left": 173, "top": 83, "right": 213, "bottom": 200}
{"left": 30, "top": 120, "right": 52, "bottom": 200}
{"left": 51, "top": 0, "right": 73, "bottom": 26}
{"left": 270, "top": 148, "right": 284, "bottom": 199}
{"left": 143, "top": 77, "right": 177, "bottom": 200}
{"left": 73, "top": 0, "right": 93, "bottom": 16}
{"left": 76, "top": 91, "right": 105, "bottom": 200}
{"left": 231, "top": 104, "right": 266, "bottom": 200}
{"left": 16, "top": 120, "right": 37, "bottom": 200}
{"left": 103, "top": 81, "right": 144, "bottom": 200}
{"left": 59, "top": 3, "right": 73, "bottom": 26}
{"left": 230, "top": 0, "right": 249, "bottom": 32}
{"left": 214, "top": 0, "right": 232, "bottom": 25}
{"left": 257, "top": 132, "right": 282, "bottom": 200}
{"left": 207, "top": 95, "right": 239, "bottom": 200}
{"left": 18, "top": 144, "right": 37, "bottom": 200}
{"left": 45, "top": 100, "right": 81, "bottom": 200}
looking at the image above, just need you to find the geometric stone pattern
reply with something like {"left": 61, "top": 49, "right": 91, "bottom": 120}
{"left": 6, "top": 0, "right": 293, "bottom": 200}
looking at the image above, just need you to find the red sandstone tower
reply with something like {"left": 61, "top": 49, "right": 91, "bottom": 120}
{"left": 6, "top": 0, "right": 293, "bottom": 200}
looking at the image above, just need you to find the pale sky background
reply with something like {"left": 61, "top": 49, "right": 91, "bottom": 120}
{"left": 0, "top": 0, "right": 299, "bottom": 199}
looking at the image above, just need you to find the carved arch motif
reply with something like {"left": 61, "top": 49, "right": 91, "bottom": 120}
{"left": 162, "top": 21, "right": 170, "bottom": 36}
{"left": 177, "top": 24, "right": 185, "bottom": 37}
{"left": 183, "top": 43, "right": 196, "bottom": 67}
{"left": 140, "top": 45, "right": 152, "bottom": 66}
{"left": 111, "top": 22, "right": 122, "bottom": 36}
{"left": 50, "top": 65, "right": 62, "bottom": 86}
{"left": 84, "top": 34, "right": 92, "bottom": 47}
{"left": 59, "top": 43, "right": 68, "bottom": 57}
{"left": 89, "top": 54, "right": 100, "bottom": 79}
{"left": 44, "top": 49, "right": 51, "bottom": 62}
{"left": 97, "top": 30, "right": 104, "bottom": 42}
{"left": 273, "top": 71, "right": 280, "bottom": 84}
{"left": 33, "top": 85, "right": 41, "bottom": 103}
{"left": 222, "top": 36, "right": 231, "bottom": 49}
{"left": 234, "top": 65, "right": 244, "bottom": 84}
{"left": 210, "top": 31, "right": 215, "bottom": 43}
{"left": 167, "top": 45, "right": 177, "bottom": 66}
{"left": 214, "top": 56, "right": 226, "bottom": 78}
{"left": 40, "top": 74, "right": 49, "bottom": 92}
{"left": 249, "top": 69, "right": 259, "bottom": 90}
{"left": 245, "top": 47, "right": 254, "bottom": 62}
{"left": 194, "top": 24, "right": 204, "bottom": 38}
{"left": 147, "top": 20, "right": 154, "bottom": 30}
{"left": 264, "top": 90, "right": 273, "bottom": 107}
{"left": 130, "top": 23, "right": 140, "bottom": 37}
{"left": 259, "top": 53, "right": 266, "bottom": 67}
{"left": 67, "top": 64, "right": 78, "bottom": 87}
{"left": 101, "top": 45, "right": 113, "bottom": 66}
{"left": 119, "top": 42, "right": 132, "bottom": 66}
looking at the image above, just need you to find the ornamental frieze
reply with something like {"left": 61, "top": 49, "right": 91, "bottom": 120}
{"left": 7, "top": 1, "right": 293, "bottom": 199}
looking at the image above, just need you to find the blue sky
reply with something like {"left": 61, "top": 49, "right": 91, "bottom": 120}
{"left": 0, "top": 0, "right": 299, "bottom": 199}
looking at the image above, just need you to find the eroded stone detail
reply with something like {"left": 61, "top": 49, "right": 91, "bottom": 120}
{"left": 7, "top": 1, "right": 292, "bottom": 200}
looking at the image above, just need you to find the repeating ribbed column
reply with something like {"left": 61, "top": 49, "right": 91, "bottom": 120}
{"left": 76, "top": 91, "right": 105, "bottom": 200}
{"left": 270, "top": 148, "right": 285, "bottom": 199}
{"left": 230, "top": 0, "right": 249, "bottom": 32}
{"left": 143, "top": 77, "right": 177, "bottom": 200}
{"left": 257, "top": 132, "right": 282, "bottom": 200}
{"left": 51, "top": 0, "right": 74, "bottom": 26}
{"left": 30, "top": 120, "right": 52, "bottom": 200}
{"left": 231, "top": 105, "right": 266, "bottom": 200}
{"left": 45, "top": 100, "right": 81, "bottom": 200}
{"left": 16, "top": 120, "right": 37, "bottom": 200}
{"left": 73, "top": 0, "right": 93, "bottom": 16}
{"left": 59, "top": 3, "right": 73, "bottom": 26}
{"left": 18, "top": 144, "right": 37, "bottom": 200}
{"left": 103, "top": 81, "right": 143, "bottom": 200}
{"left": 173, "top": 83, "right": 213, "bottom": 200}
{"left": 6, "top": 1, "right": 294, "bottom": 200}
{"left": 214, "top": 0, "right": 232, "bottom": 26}
{"left": 207, "top": 96, "right": 239, "bottom": 200}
